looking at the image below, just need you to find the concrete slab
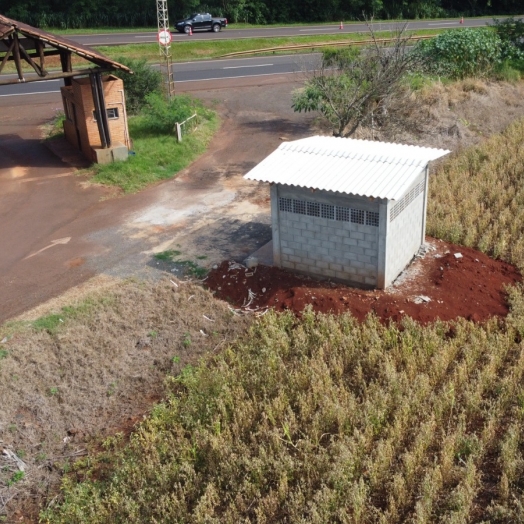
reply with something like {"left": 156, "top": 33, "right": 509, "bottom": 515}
{"left": 246, "top": 240, "right": 274, "bottom": 266}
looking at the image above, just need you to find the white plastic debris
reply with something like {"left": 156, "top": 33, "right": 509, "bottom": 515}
{"left": 413, "top": 295, "right": 432, "bottom": 304}
{"left": 454, "top": 253, "right": 463, "bottom": 259}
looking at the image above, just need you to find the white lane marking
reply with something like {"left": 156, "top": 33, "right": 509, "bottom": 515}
{"left": 135, "top": 35, "right": 157, "bottom": 38}
{"left": 24, "top": 237, "right": 71, "bottom": 260}
{"left": 175, "top": 71, "right": 301, "bottom": 82}
{"left": 299, "top": 27, "right": 338, "bottom": 31}
{"left": 0, "top": 90, "right": 60, "bottom": 97}
{"left": 223, "top": 63, "right": 273, "bottom": 69}
{"left": 428, "top": 22, "right": 458, "bottom": 25}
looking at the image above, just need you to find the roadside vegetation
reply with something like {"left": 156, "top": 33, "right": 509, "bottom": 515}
{"left": 293, "top": 22, "right": 524, "bottom": 137}
{"left": 3, "top": 0, "right": 522, "bottom": 29}
{"left": 82, "top": 58, "right": 219, "bottom": 193}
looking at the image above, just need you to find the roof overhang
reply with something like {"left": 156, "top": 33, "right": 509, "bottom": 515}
{"left": 244, "top": 136, "right": 450, "bottom": 201}
{"left": 0, "top": 14, "right": 132, "bottom": 85}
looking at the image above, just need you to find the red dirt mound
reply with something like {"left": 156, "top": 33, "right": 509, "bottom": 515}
{"left": 204, "top": 238, "right": 522, "bottom": 324}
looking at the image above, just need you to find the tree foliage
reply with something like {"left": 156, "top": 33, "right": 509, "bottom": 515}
{"left": 111, "top": 57, "right": 162, "bottom": 115}
{"left": 414, "top": 28, "right": 506, "bottom": 79}
{"left": 2, "top": 0, "right": 523, "bottom": 28}
{"left": 292, "top": 24, "right": 420, "bottom": 137}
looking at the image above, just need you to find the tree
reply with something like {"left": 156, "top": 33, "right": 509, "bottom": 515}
{"left": 292, "top": 22, "right": 420, "bottom": 137}
{"left": 111, "top": 57, "right": 162, "bottom": 114}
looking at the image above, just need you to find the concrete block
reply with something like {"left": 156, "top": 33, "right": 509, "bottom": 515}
{"left": 315, "top": 260, "right": 329, "bottom": 269}
{"left": 351, "top": 231, "right": 364, "bottom": 241}
{"left": 296, "top": 263, "right": 309, "bottom": 272}
{"left": 307, "top": 238, "right": 322, "bottom": 247}
{"left": 321, "top": 240, "right": 335, "bottom": 250}
{"left": 282, "top": 247, "right": 295, "bottom": 256}
{"left": 357, "top": 239, "right": 373, "bottom": 250}
{"left": 329, "top": 262, "right": 343, "bottom": 271}
{"left": 307, "top": 222, "right": 321, "bottom": 233}
{"left": 329, "top": 248, "right": 345, "bottom": 259}
{"left": 323, "top": 269, "right": 336, "bottom": 278}
{"left": 302, "top": 230, "right": 315, "bottom": 240}
{"left": 289, "top": 255, "right": 302, "bottom": 263}
{"left": 342, "top": 237, "right": 358, "bottom": 247}
{"left": 357, "top": 254, "right": 372, "bottom": 265}
{"left": 365, "top": 277, "right": 376, "bottom": 286}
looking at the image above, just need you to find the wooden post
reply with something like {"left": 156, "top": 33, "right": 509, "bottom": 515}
{"left": 95, "top": 73, "right": 112, "bottom": 148}
{"left": 90, "top": 72, "right": 108, "bottom": 149}
{"left": 11, "top": 33, "right": 24, "bottom": 81}
{"left": 60, "top": 50, "right": 72, "bottom": 87}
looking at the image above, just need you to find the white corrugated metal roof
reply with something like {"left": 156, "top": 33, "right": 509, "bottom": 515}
{"left": 244, "top": 136, "right": 450, "bottom": 200}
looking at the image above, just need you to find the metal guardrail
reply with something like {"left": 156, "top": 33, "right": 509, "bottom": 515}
{"left": 220, "top": 34, "right": 435, "bottom": 58}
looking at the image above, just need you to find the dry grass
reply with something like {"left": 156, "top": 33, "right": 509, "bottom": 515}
{"left": 0, "top": 278, "right": 250, "bottom": 520}
{"left": 427, "top": 116, "right": 524, "bottom": 270}
{"left": 40, "top": 305, "right": 524, "bottom": 523}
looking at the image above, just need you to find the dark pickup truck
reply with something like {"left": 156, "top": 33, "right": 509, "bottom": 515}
{"left": 174, "top": 13, "right": 228, "bottom": 34}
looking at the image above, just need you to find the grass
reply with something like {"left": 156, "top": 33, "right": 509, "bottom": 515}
{"left": 154, "top": 250, "right": 208, "bottom": 279}
{"left": 88, "top": 103, "right": 219, "bottom": 193}
{"left": 95, "top": 29, "right": 442, "bottom": 63}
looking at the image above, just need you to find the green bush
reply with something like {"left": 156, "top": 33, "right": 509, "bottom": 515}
{"left": 491, "top": 17, "right": 524, "bottom": 60}
{"left": 140, "top": 93, "right": 200, "bottom": 135}
{"left": 414, "top": 28, "right": 504, "bottom": 79}
{"left": 111, "top": 57, "right": 162, "bottom": 114}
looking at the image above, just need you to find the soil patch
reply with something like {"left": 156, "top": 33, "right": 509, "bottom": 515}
{"left": 205, "top": 238, "right": 521, "bottom": 324}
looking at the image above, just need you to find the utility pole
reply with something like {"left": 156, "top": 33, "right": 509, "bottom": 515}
{"left": 156, "top": 0, "right": 175, "bottom": 98}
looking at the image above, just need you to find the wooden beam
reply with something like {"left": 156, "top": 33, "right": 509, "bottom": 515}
{"left": 2, "top": 49, "right": 60, "bottom": 61}
{"left": 35, "top": 40, "right": 47, "bottom": 75}
{"left": 60, "top": 50, "right": 72, "bottom": 86}
{"left": 90, "top": 72, "right": 108, "bottom": 148}
{"left": 17, "top": 40, "right": 43, "bottom": 76}
{"left": 0, "top": 67, "right": 113, "bottom": 85}
{"left": 0, "top": 38, "right": 15, "bottom": 74}
{"left": 12, "top": 33, "right": 24, "bottom": 81}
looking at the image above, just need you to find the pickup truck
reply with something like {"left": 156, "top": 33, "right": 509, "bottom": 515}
{"left": 174, "top": 13, "right": 228, "bottom": 34}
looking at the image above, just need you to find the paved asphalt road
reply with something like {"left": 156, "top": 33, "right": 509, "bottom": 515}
{"left": 0, "top": 54, "right": 318, "bottom": 96}
{"left": 71, "top": 17, "right": 492, "bottom": 46}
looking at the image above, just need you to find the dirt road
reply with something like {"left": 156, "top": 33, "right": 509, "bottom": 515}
{"left": 0, "top": 77, "right": 313, "bottom": 322}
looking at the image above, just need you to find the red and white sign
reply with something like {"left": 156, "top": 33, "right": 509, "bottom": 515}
{"left": 157, "top": 30, "right": 172, "bottom": 45}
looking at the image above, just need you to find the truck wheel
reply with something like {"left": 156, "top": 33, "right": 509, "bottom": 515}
{"left": 184, "top": 25, "right": 191, "bottom": 34}
{"left": 212, "top": 23, "right": 221, "bottom": 32}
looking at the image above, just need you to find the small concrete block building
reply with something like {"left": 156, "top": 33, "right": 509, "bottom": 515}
{"left": 61, "top": 75, "right": 130, "bottom": 164}
{"left": 244, "top": 136, "right": 449, "bottom": 289}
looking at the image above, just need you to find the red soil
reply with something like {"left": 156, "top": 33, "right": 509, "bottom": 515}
{"left": 204, "top": 238, "right": 522, "bottom": 324}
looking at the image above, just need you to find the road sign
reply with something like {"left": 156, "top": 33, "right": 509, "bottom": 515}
{"left": 157, "top": 30, "right": 172, "bottom": 46}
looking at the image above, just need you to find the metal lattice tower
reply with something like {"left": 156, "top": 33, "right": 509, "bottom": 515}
{"left": 157, "top": 0, "right": 175, "bottom": 98}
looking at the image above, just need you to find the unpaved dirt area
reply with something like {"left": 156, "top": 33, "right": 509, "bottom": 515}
{"left": 205, "top": 238, "right": 522, "bottom": 324}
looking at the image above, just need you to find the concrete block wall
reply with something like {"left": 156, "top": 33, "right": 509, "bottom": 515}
{"left": 385, "top": 172, "right": 426, "bottom": 286}
{"left": 274, "top": 186, "right": 380, "bottom": 287}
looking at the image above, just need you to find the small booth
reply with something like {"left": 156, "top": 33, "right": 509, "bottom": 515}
{"left": 0, "top": 14, "right": 132, "bottom": 164}
{"left": 61, "top": 75, "right": 130, "bottom": 164}
{"left": 244, "top": 136, "right": 450, "bottom": 289}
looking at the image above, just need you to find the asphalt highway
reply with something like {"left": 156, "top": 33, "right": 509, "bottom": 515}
{"left": 71, "top": 17, "right": 492, "bottom": 46}
{"left": 0, "top": 54, "right": 319, "bottom": 97}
